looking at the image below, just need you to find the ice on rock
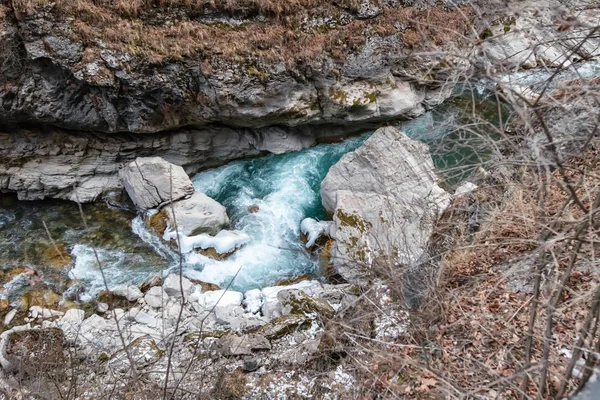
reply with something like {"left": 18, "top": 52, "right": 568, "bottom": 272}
{"left": 164, "top": 229, "right": 250, "bottom": 254}
{"left": 243, "top": 289, "right": 263, "bottom": 314}
{"left": 300, "top": 218, "right": 332, "bottom": 248}
{"left": 201, "top": 290, "right": 243, "bottom": 309}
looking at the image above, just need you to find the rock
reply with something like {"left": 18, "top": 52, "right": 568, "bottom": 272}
{"left": 216, "top": 333, "right": 271, "bottom": 356}
{"left": 3, "top": 309, "right": 17, "bottom": 326}
{"left": 163, "top": 192, "right": 229, "bottom": 237}
{"left": 300, "top": 218, "right": 332, "bottom": 248}
{"left": 202, "top": 290, "right": 244, "bottom": 309}
{"left": 112, "top": 285, "right": 144, "bottom": 302}
{"left": 96, "top": 302, "right": 109, "bottom": 313}
{"left": 162, "top": 274, "right": 194, "bottom": 298}
{"left": 119, "top": 157, "right": 194, "bottom": 210}
{"left": 60, "top": 309, "right": 85, "bottom": 326}
{"left": 1, "top": 328, "right": 65, "bottom": 375}
{"left": 320, "top": 126, "right": 451, "bottom": 283}
{"left": 243, "top": 289, "right": 263, "bottom": 314}
{"left": 242, "top": 357, "right": 260, "bottom": 372}
{"left": 454, "top": 182, "right": 478, "bottom": 197}
{"left": 356, "top": 0, "right": 381, "bottom": 19}
{"left": 252, "top": 314, "right": 310, "bottom": 340}
{"left": 261, "top": 280, "right": 323, "bottom": 319}
{"left": 21, "top": 289, "right": 62, "bottom": 309}
{"left": 29, "top": 306, "right": 64, "bottom": 320}
{"left": 139, "top": 274, "right": 162, "bottom": 293}
{"left": 191, "top": 280, "right": 221, "bottom": 292}
{"left": 278, "top": 289, "right": 336, "bottom": 319}
{"left": 124, "top": 309, "right": 158, "bottom": 327}
{"left": 248, "top": 205, "right": 260, "bottom": 213}
{"left": 109, "top": 336, "right": 162, "bottom": 373}
{"left": 144, "top": 286, "right": 169, "bottom": 309}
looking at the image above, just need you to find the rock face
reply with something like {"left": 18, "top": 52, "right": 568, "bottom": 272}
{"left": 0, "top": 1, "right": 599, "bottom": 203}
{"left": 163, "top": 192, "right": 229, "bottom": 236}
{"left": 320, "top": 126, "right": 450, "bottom": 283}
{"left": 119, "top": 157, "right": 194, "bottom": 210}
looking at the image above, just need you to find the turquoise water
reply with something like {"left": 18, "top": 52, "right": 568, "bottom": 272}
{"left": 182, "top": 135, "right": 369, "bottom": 290}
{"left": 0, "top": 85, "right": 513, "bottom": 298}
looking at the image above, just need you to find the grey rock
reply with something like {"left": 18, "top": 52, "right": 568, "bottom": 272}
{"left": 356, "top": 0, "right": 382, "bottom": 19}
{"left": 144, "top": 286, "right": 169, "bottom": 309}
{"left": 164, "top": 192, "right": 229, "bottom": 236}
{"left": 109, "top": 336, "right": 162, "bottom": 373}
{"left": 162, "top": 274, "right": 194, "bottom": 298}
{"left": 119, "top": 157, "right": 194, "bottom": 210}
{"left": 60, "top": 309, "right": 85, "bottom": 326}
{"left": 278, "top": 289, "right": 336, "bottom": 319}
{"left": 216, "top": 334, "right": 271, "bottom": 356}
{"left": 252, "top": 314, "right": 310, "bottom": 340}
{"left": 242, "top": 357, "right": 260, "bottom": 372}
{"left": 320, "top": 126, "right": 450, "bottom": 284}
{"left": 96, "top": 302, "right": 109, "bottom": 313}
{"left": 112, "top": 285, "right": 144, "bottom": 302}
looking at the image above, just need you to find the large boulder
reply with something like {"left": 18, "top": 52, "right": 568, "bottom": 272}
{"left": 163, "top": 192, "right": 229, "bottom": 237}
{"left": 119, "top": 157, "right": 194, "bottom": 210}
{"left": 320, "top": 126, "right": 450, "bottom": 284}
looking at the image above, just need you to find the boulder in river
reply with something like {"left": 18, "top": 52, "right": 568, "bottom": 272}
{"left": 162, "top": 192, "right": 229, "bottom": 237}
{"left": 320, "top": 126, "right": 451, "bottom": 284}
{"left": 119, "top": 157, "right": 194, "bottom": 210}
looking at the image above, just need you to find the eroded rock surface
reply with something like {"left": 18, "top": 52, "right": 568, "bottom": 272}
{"left": 119, "top": 157, "right": 194, "bottom": 210}
{"left": 320, "top": 126, "right": 450, "bottom": 283}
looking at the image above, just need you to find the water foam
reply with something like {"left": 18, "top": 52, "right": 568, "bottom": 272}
{"left": 182, "top": 135, "right": 368, "bottom": 291}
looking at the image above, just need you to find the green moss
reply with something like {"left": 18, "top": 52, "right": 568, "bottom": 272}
{"left": 365, "top": 92, "right": 377, "bottom": 103}
{"left": 336, "top": 209, "right": 372, "bottom": 233}
{"left": 247, "top": 65, "right": 269, "bottom": 81}
{"left": 479, "top": 28, "right": 493, "bottom": 40}
{"left": 329, "top": 87, "right": 348, "bottom": 103}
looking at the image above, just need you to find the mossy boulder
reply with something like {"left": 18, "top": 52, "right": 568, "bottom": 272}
{"left": 278, "top": 289, "right": 335, "bottom": 319}
{"left": 251, "top": 314, "right": 311, "bottom": 340}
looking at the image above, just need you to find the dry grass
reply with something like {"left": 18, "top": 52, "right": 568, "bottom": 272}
{"left": 7, "top": 0, "right": 476, "bottom": 65}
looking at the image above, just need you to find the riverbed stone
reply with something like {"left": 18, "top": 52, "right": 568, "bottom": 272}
{"left": 144, "top": 286, "right": 169, "bottom": 309}
{"left": 278, "top": 289, "right": 336, "bottom": 319}
{"left": 163, "top": 192, "right": 229, "bottom": 236}
{"left": 112, "top": 285, "right": 144, "bottom": 302}
{"left": 119, "top": 157, "right": 194, "bottom": 210}
{"left": 320, "top": 126, "right": 451, "bottom": 284}
{"left": 162, "top": 274, "right": 194, "bottom": 298}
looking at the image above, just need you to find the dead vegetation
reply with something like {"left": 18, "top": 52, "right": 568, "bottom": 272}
{"left": 320, "top": 73, "right": 600, "bottom": 398}
{"left": 7, "top": 0, "right": 476, "bottom": 65}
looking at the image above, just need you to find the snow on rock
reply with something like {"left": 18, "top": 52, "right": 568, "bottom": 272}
{"left": 243, "top": 289, "right": 263, "bottom": 314}
{"left": 165, "top": 229, "right": 250, "bottom": 254}
{"left": 300, "top": 218, "right": 332, "bottom": 248}
{"left": 201, "top": 290, "right": 244, "bottom": 309}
